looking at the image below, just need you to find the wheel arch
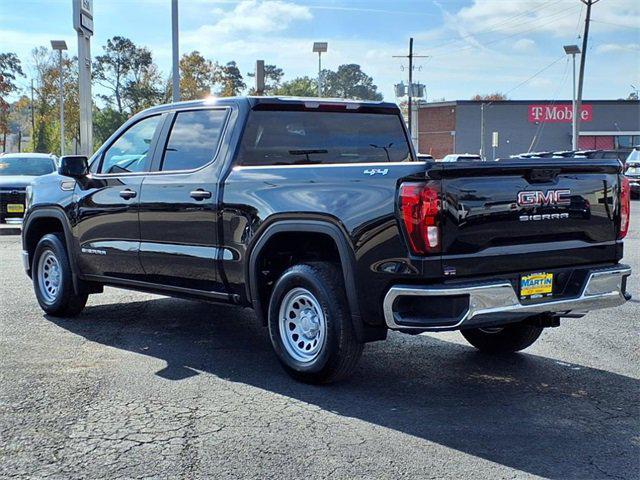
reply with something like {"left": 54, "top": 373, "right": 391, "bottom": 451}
{"left": 22, "top": 207, "right": 82, "bottom": 292}
{"left": 247, "top": 219, "right": 363, "bottom": 341}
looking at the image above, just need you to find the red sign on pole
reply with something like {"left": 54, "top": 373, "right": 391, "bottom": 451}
{"left": 528, "top": 104, "right": 592, "bottom": 123}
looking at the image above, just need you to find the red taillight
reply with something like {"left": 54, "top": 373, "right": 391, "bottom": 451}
{"left": 399, "top": 182, "right": 441, "bottom": 255}
{"left": 619, "top": 176, "right": 630, "bottom": 239}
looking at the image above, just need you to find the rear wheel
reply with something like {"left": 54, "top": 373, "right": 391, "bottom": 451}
{"left": 32, "top": 233, "right": 87, "bottom": 317}
{"left": 268, "top": 262, "right": 363, "bottom": 384}
{"left": 461, "top": 323, "right": 543, "bottom": 353}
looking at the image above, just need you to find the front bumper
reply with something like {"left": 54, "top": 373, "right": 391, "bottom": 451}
{"left": 21, "top": 250, "right": 30, "bottom": 273}
{"left": 383, "top": 265, "right": 631, "bottom": 331}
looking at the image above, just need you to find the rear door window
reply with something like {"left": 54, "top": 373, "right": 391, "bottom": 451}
{"left": 160, "top": 109, "right": 228, "bottom": 172}
{"left": 237, "top": 111, "right": 412, "bottom": 166}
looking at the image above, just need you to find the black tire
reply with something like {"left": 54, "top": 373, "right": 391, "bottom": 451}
{"left": 267, "top": 262, "right": 363, "bottom": 384}
{"left": 32, "top": 233, "right": 87, "bottom": 317}
{"left": 460, "top": 323, "right": 543, "bottom": 353}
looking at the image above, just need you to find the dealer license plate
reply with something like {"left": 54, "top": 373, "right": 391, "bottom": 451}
{"left": 6, "top": 204, "right": 24, "bottom": 213}
{"left": 520, "top": 272, "right": 553, "bottom": 299}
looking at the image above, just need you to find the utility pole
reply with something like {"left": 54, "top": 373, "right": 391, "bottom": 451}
{"left": 575, "top": 0, "right": 599, "bottom": 148}
{"left": 255, "top": 60, "right": 265, "bottom": 96}
{"left": 171, "top": 0, "right": 180, "bottom": 102}
{"left": 30, "top": 79, "right": 35, "bottom": 147}
{"left": 393, "top": 38, "right": 428, "bottom": 146}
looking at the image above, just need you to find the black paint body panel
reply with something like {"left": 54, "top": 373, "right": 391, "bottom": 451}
{"left": 22, "top": 97, "right": 627, "bottom": 334}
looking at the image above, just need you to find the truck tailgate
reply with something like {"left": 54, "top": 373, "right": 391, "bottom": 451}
{"left": 435, "top": 159, "right": 623, "bottom": 277}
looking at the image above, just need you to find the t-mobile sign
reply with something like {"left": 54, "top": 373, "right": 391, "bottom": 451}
{"left": 528, "top": 104, "right": 592, "bottom": 123}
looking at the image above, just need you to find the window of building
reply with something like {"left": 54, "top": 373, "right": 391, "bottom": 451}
{"left": 161, "top": 109, "right": 227, "bottom": 172}
{"left": 237, "top": 111, "right": 412, "bottom": 166}
{"left": 615, "top": 135, "right": 640, "bottom": 149}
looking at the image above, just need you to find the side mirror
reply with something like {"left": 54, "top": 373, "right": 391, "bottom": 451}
{"left": 58, "top": 155, "right": 89, "bottom": 178}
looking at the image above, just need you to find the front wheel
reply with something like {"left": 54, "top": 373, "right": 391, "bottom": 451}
{"left": 32, "top": 233, "right": 87, "bottom": 317}
{"left": 268, "top": 262, "right": 363, "bottom": 384}
{"left": 461, "top": 323, "right": 543, "bottom": 353}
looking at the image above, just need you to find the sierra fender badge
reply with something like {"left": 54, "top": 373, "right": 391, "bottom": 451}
{"left": 363, "top": 168, "right": 388, "bottom": 176}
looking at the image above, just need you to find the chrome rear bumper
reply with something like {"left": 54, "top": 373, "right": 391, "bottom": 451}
{"left": 383, "top": 265, "right": 631, "bottom": 331}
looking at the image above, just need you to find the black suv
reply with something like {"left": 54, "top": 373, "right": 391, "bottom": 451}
{"left": 22, "top": 97, "right": 631, "bottom": 383}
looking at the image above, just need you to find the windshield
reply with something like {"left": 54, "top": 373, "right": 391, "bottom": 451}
{"left": 626, "top": 149, "right": 640, "bottom": 165}
{"left": 238, "top": 111, "right": 412, "bottom": 166}
{"left": 0, "top": 157, "right": 56, "bottom": 176}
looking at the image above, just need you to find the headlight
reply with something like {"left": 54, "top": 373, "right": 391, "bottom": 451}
{"left": 25, "top": 185, "right": 33, "bottom": 209}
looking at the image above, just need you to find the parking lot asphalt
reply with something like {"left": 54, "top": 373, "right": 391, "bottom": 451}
{"left": 1, "top": 204, "right": 639, "bottom": 480}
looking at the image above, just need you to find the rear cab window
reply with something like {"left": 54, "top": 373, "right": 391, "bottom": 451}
{"left": 237, "top": 111, "right": 412, "bottom": 166}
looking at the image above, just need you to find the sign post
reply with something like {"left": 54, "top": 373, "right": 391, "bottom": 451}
{"left": 73, "top": 0, "right": 94, "bottom": 157}
{"left": 492, "top": 131, "right": 498, "bottom": 161}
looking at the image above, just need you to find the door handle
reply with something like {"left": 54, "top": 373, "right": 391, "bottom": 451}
{"left": 190, "top": 189, "right": 212, "bottom": 200}
{"left": 119, "top": 189, "right": 137, "bottom": 199}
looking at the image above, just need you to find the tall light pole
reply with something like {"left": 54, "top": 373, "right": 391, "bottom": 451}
{"left": 172, "top": 0, "right": 180, "bottom": 102}
{"left": 563, "top": 45, "right": 581, "bottom": 150}
{"left": 51, "top": 40, "right": 68, "bottom": 156}
{"left": 312, "top": 42, "right": 327, "bottom": 97}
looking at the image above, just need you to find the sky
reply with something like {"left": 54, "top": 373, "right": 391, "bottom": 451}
{"left": 1, "top": 0, "right": 639, "bottom": 103}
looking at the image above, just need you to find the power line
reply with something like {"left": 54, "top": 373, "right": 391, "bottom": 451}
{"left": 428, "top": 6, "right": 581, "bottom": 58}
{"left": 590, "top": 19, "right": 639, "bottom": 30}
{"left": 427, "top": 2, "right": 579, "bottom": 56}
{"left": 503, "top": 55, "right": 567, "bottom": 98}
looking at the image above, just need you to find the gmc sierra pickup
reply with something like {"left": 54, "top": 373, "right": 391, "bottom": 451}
{"left": 21, "top": 97, "right": 632, "bottom": 383}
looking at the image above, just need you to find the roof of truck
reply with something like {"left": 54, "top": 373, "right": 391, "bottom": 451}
{"left": 143, "top": 96, "right": 399, "bottom": 115}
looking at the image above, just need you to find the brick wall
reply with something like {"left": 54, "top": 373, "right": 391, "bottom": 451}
{"left": 417, "top": 105, "right": 456, "bottom": 158}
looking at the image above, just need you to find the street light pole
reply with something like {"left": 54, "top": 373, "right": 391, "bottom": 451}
{"left": 172, "top": 0, "right": 180, "bottom": 102}
{"left": 312, "top": 42, "right": 328, "bottom": 97}
{"left": 50, "top": 40, "right": 67, "bottom": 156}
{"left": 480, "top": 103, "right": 485, "bottom": 159}
{"left": 564, "top": 44, "right": 581, "bottom": 150}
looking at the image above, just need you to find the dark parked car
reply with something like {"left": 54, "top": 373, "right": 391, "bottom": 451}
{"left": 20, "top": 97, "right": 632, "bottom": 383}
{"left": 0, "top": 153, "right": 57, "bottom": 223}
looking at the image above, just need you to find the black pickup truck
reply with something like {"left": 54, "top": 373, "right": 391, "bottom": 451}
{"left": 21, "top": 97, "right": 632, "bottom": 383}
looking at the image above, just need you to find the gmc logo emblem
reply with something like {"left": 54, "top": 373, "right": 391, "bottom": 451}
{"left": 517, "top": 189, "right": 571, "bottom": 207}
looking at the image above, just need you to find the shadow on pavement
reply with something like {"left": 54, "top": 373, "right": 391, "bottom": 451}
{"left": 47, "top": 297, "right": 639, "bottom": 479}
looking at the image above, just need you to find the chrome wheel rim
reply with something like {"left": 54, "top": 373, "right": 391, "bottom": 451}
{"left": 279, "top": 287, "right": 326, "bottom": 363}
{"left": 38, "top": 250, "right": 62, "bottom": 304}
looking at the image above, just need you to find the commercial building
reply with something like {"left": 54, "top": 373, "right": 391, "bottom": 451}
{"left": 417, "top": 99, "right": 640, "bottom": 159}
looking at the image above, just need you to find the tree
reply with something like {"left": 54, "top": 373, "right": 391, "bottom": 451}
{"left": 93, "top": 106, "right": 128, "bottom": 149}
{"left": 247, "top": 64, "right": 284, "bottom": 95}
{"left": 30, "top": 47, "right": 80, "bottom": 154}
{"left": 93, "top": 36, "right": 161, "bottom": 114}
{"left": 321, "top": 64, "right": 383, "bottom": 101}
{"left": 273, "top": 76, "right": 318, "bottom": 97}
{"left": 471, "top": 92, "right": 508, "bottom": 101}
{"left": 216, "top": 61, "right": 246, "bottom": 97}
{"left": 177, "top": 51, "right": 217, "bottom": 100}
{"left": 0, "top": 52, "right": 25, "bottom": 142}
